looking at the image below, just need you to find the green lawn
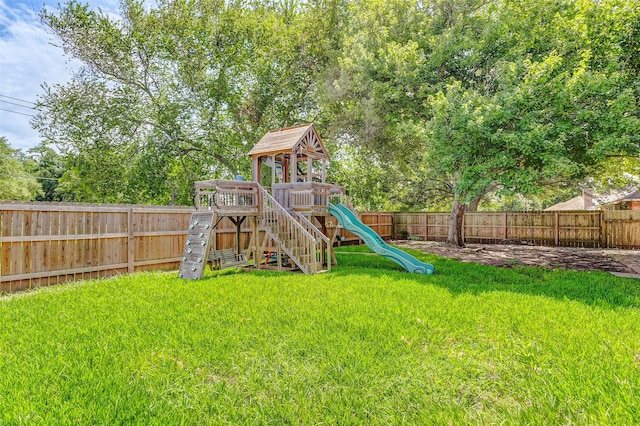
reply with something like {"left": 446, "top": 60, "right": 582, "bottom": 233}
{"left": 1, "top": 247, "right": 639, "bottom": 424}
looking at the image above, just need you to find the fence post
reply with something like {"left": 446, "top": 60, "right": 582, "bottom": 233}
{"left": 423, "top": 213, "right": 428, "bottom": 241}
{"left": 554, "top": 211, "right": 559, "bottom": 246}
{"left": 503, "top": 212, "right": 507, "bottom": 241}
{"left": 600, "top": 210, "right": 606, "bottom": 248}
{"left": 128, "top": 208, "right": 135, "bottom": 273}
{"left": 391, "top": 212, "right": 395, "bottom": 239}
{"left": 461, "top": 212, "right": 466, "bottom": 244}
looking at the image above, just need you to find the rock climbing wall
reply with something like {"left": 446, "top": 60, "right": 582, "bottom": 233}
{"left": 178, "top": 212, "right": 216, "bottom": 279}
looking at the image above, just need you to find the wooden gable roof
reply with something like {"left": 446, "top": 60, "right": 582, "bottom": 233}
{"left": 247, "top": 124, "right": 329, "bottom": 159}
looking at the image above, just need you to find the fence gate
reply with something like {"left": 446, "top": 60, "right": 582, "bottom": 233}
{"left": 603, "top": 210, "right": 640, "bottom": 249}
{"left": 178, "top": 212, "right": 216, "bottom": 279}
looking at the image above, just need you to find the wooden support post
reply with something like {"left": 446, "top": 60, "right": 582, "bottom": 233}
{"left": 271, "top": 155, "right": 276, "bottom": 185}
{"left": 252, "top": 158, "right": 260, "bottom": 183}
{"left": 330, "top": 226, "right": 339, "bottom": 266}
{"left": 291, "top": 154, "right": 297, "bottom": 183}
{"left": 554, "top": 211, "right": 559, "bottom": 246}
{"left": 250, "top": 216, "right": 259, "bottom": 268}
{"left": 307, "top": 157, "right": 313, "bottom": 182}
{"left": 127, "top": 208, "right": 134, "bottom": 273}
{"left": 276, "top": 241, "right": 282, "bottom": 271}
{"left": 319, "top": 216, "right": 328, "bottom": 270}
{"left": 258, "top": 233, "right": 271, "bottom": 270}
{"left": 212, "top": 213, "right": 218, "bottom": 253}
{"left": 229, "top": 216, "right": 246, "bottom": 255}
{"left": 321, "top": 159, "right": 326, "bottom": 183}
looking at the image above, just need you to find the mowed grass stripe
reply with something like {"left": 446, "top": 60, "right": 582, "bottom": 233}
{"left": 0, "top": 248, "right": 639, "bottom": 424}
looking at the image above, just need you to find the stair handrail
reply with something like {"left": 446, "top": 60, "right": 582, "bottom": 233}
{"left": 256, "top": 184, "right": 318, "bottom": 273}
{"left": 293, "top": 212, "right": 330, "bottom": 272}
{"left": 293, "top": 212, "right": 330, "bottom": 245}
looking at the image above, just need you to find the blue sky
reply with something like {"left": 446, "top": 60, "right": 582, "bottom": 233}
{"left": 0, "top": 0, "right": 118, "bottom": 151}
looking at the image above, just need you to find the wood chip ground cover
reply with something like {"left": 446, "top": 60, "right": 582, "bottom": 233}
{"left": 393, "top": 240, "right": 634, "bottom": 273}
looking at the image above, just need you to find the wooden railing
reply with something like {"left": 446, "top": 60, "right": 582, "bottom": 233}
{"left": 272, "top": 182, "right": 343, "bottom": 214}
{"left": 256, "top": 184, "right": 319, "bottom": 274}
{"left": 195, "top": 180, "right": 260, "bottom": 213}
{"left": 293, "top": 212, "right": 331, "bottom": 271}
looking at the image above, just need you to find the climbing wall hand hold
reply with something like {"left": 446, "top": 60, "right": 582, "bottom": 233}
{"left": 191, "top": 266, "right": 197, "bottom": 271}
{"left": 182, "top": 256, "right": 187, "bottom": 261}
{"left": 186, "top": 240, "right": 191, "bottom": 245}
{"left": 199, "top": 232, "right": 204, "bottom": 237}
{"left": 200, "top": 241, "right": 206, "bottom": 246}
{"left": 197, "top": 258, "right": 202, "bottom": 263}
{"left": 187, "top": 248, "right": 193, "bottom": 253}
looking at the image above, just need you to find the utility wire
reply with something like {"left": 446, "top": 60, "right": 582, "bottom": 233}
{"left": 0, "top": 94, "right": 36, "bottom": 106}
{"left": 0, "top": 173, "right": 60, "bottom": 181}
{"left": 0, "top": 99, "right": 37, "bottom": 110}
{"left": 0, "top": 108, "right": 35, "bottom": 117}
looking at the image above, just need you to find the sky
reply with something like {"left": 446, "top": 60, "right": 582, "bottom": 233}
{"left": 0, "top": 0, "right": 118, "bottom": 152}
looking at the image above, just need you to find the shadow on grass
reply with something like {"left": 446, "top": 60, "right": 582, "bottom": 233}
{"left": 332, "top": 247, "right": 640, "bottom": 309}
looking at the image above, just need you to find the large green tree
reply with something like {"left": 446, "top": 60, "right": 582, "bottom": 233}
{"left": 0, "top": 137, "right": 42, "bottom": 201}
{"left": 324, "top": 0, "right": 640, "bottom": 245}
{"left": 34, "top": 0, "right": 340, "bottom": 204}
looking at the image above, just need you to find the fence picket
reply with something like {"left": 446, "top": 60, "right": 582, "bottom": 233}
{"left": 2, "top": 202, "right": 640, "bottom": 292}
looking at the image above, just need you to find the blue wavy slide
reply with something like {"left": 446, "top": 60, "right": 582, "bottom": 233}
{"left": 329, "top": 203, "right": 435, "bottom": 275}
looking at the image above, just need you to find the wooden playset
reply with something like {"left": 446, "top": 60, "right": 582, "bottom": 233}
{"left": 178, "top": 124, "right": 345, "bottom": 279}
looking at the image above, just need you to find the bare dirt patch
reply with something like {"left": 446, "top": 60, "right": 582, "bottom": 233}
{"left": 393, "top": 240, "right": 636, "bottom": 274}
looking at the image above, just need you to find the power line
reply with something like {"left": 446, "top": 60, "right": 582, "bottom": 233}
{"left": 0, "top": 173, "right": 60, "bottom": 181}
{"left": 0, "top": 99, "right": 36, "bottom": 110}
{"left": 0, "top": 108, "right": 35, "bottom": 117}
{"left": 0, "top": 94, "right": 36, "bottom": 106}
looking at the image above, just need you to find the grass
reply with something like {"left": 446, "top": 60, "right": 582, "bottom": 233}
{"left": 1, "top": 247, "right": 639, "bottom": 424}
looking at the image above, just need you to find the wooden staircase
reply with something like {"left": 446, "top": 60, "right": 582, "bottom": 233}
{"left": 256, "top": 184, "right": 321, "bottom": 274}
{"left": 292, "top": 211, "right": 330, "bottom": 273}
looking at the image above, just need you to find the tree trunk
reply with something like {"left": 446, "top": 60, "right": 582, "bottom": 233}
{"left": 467, "top": 194, "right": 483, "bottom": 212}
{"left": 446, "top": 197, "right": 465, "bottom": 247}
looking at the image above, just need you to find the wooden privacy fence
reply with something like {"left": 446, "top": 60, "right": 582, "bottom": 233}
{"left": 329, "top": 212, "right": 394, "bottom": 245}
{"left": 1, "top": 203, "right": 195, "bottom": 292}
{"left": 0, "top": 202, "right": 390, "bottom": 292}
{"left": 3, "top": 203, "right": 640, "bottom": 292}
{"left": 394, "top": 210, "right": 640, "bottom": 249}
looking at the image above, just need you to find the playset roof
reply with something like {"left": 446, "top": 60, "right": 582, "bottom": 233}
{"left": 247, "top": 123, "right": 329, "bottom": 159}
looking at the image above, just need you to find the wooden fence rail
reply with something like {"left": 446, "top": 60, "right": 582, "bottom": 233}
{"left": 2, "top": 203, "right": 640, "bottom": 292}
{"left": 393, "top": 210, "right": 640, "bottom": 249}
{"left": 1, "top": 203, "right": 196, "bottom": 292}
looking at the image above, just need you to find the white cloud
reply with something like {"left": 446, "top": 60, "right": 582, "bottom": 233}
{"left": 0, "top": 0, "right": 119, "bottom": 152}
{"left": 0, "top": 0, "right": 77, "bottom": 151}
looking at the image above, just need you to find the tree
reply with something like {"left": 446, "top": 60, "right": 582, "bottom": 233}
{"left": 25, "top": 143, "right": 67, "bottom": 201}
{"left": 0, "top": 137, "right": 42, "bottom": 200}
{"left": 34, "top": 0, "right": 341, "bottom": 204}
{"left": 323, "top": 0, "right": 640, "bottom": 246}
